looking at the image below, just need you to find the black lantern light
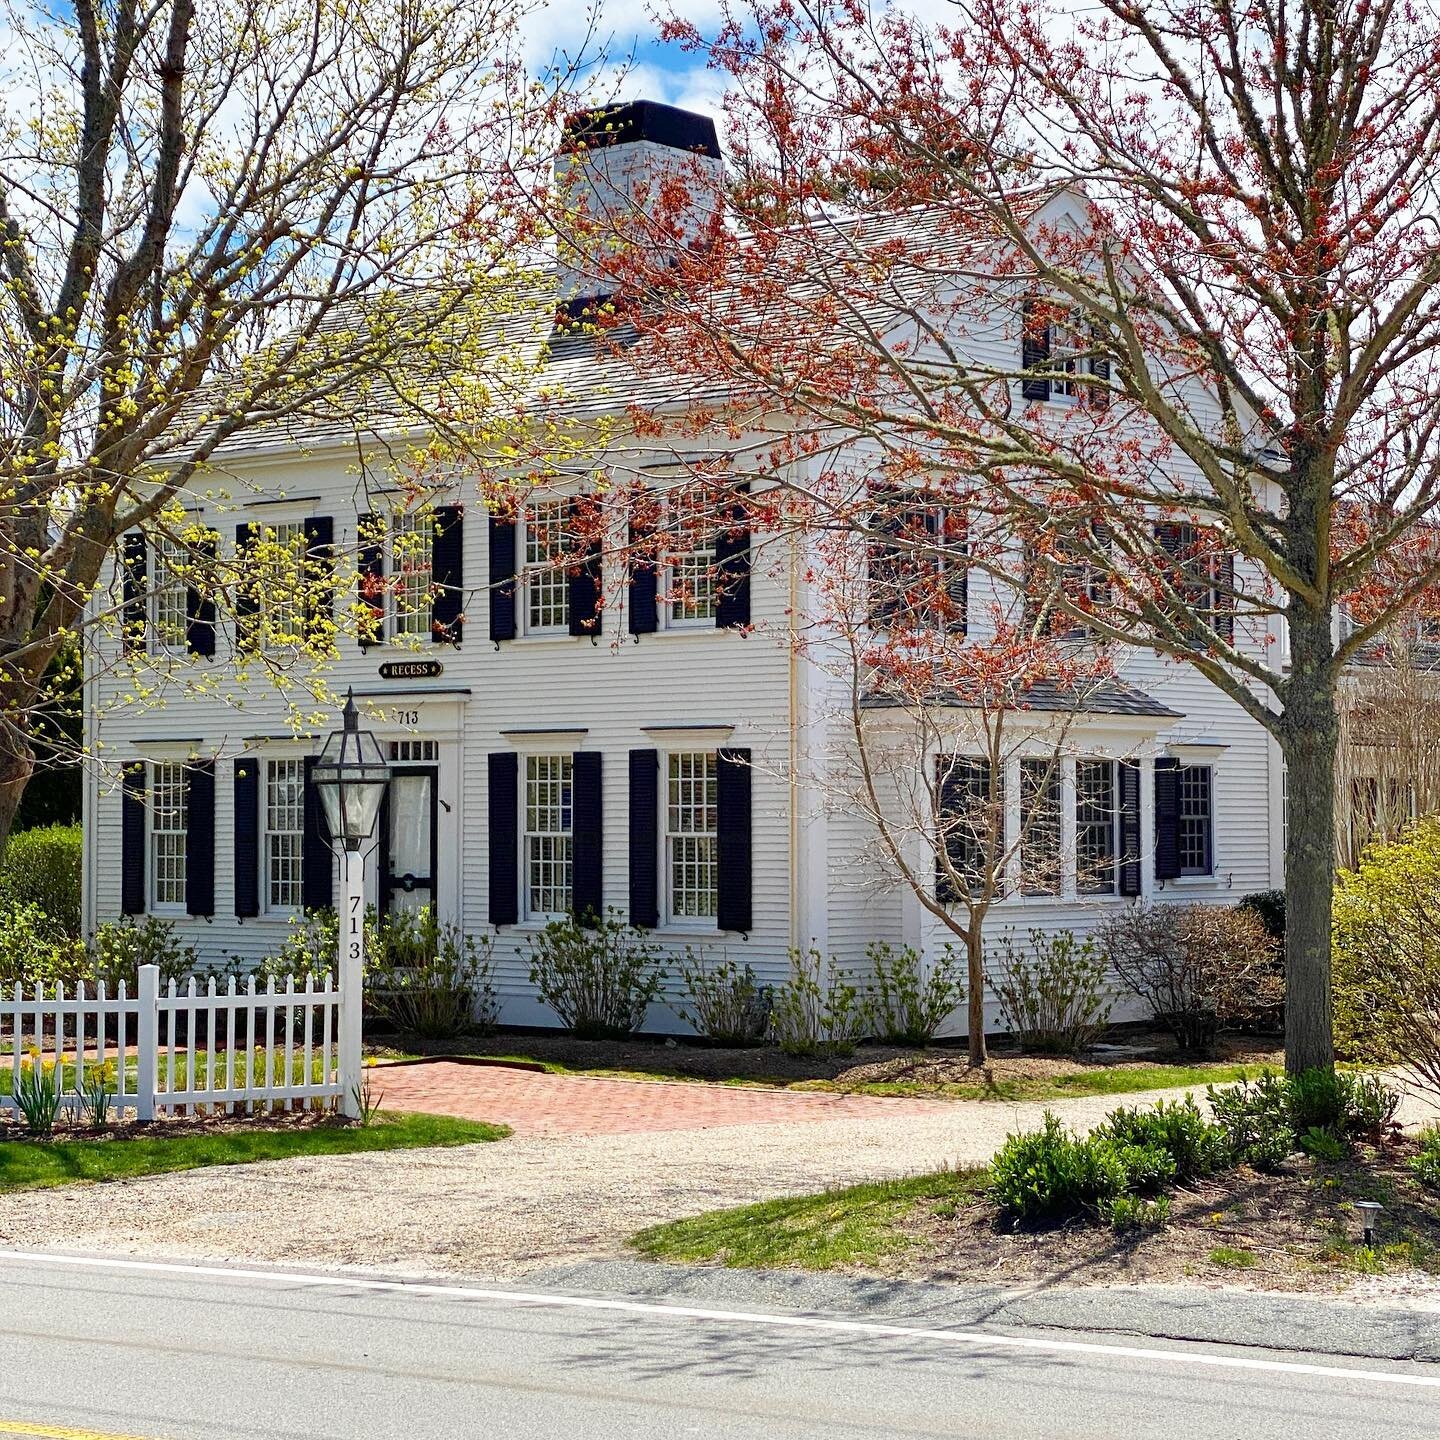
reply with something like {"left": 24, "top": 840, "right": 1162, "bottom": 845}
{"left": 311, "top": 690, "right": 389, "bottom": 851}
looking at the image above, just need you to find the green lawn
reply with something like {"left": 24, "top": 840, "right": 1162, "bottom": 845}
{"left": 0, "top": 1048, "right": 332, "bottom": 1096}
{"left": 631, "top": 1169, "right": 989, "bottom": 1270}
{"left": 0, "top": 1112, "right": 508, "bottom": 1192}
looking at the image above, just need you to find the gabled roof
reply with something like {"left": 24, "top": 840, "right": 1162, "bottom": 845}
{"left": 861, "top": 675, "right": 1182, "bottom": 720}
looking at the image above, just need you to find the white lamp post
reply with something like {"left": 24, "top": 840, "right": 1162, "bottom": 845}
{"left": 310, "top": 690, "right": 389, "bottom": 1118}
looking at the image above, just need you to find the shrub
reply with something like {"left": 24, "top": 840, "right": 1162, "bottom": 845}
{"left": 673, "top": 951, "right": 772, "bottom": 1046}
{"left": 1340, "top": 1071, "right": 1402, "bottom": 1138}
{"left": 89, "top": 916, "right": 194, "bottom": 993}
{"left": 0, "top": 901, "right": 87, "bottom": 990}
{"left": 769, "top": 948, "right": 868, "bottom": 1057}
{"left": 1333, "top": 820, "right": 1440, "bottom": 1098}
{"left": 1206, "top": 1072, "right": 1296, "bottom": 1170}
{"left": 526, "top": 910, "right": 663, "bottom": 1039}
{"left": 990, "top": 1113, "right": 1130, "bottom": 1222}
{"left": 1287, "top": 1065, "right": 1348, "bottom": 1132}
{"left": 992, "top": 928, "right": 1112, "bottom": 1055}
{"left": 368, "top": 918, "right": 498, "bottom": 1040}
{"left": 1112, "top": 1142, "right": 1177, "bottom": 1192}
{"left": 865, "top": 942, "right": 964, "bottom": 1047}
{"left": 1298, "top": 1126, "right": 1346, "bottom": 1162}
{"left": 258, "top": 909, "right": 339, "bottom": 987}
{"left": 1098, "top": 902, "right": 1281, "bottom": 1055}
{"left": 0, "top": 824, "right": 82, "bottom": 936}
{"left": 1236, "top": 889, "right": 1286, "bottom": 942}
{"left": 1412, "top": 1126, "right": 1440, "bottom": 1192}
{"left": 1100, "top": 1194, "right": 1172, "bottom": 1232}
{"left": 1093, "top": 1097, "right": 1228, "bottom": 1182}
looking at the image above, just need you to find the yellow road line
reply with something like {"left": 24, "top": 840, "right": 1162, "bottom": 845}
{"left": 0, "top": 1423, "right": 156, "bottom": 1440}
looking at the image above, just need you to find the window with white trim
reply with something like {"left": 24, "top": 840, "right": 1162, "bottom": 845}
{"left": 665, "top": 751, "right": 718, "bottom": 923}
{"left": 149, "top": 762, "right": 188, "bottom": 909}
{"left": 253, "top": 521, "right": 305, "bottom": 651}
{"left": 150, "top": 537, "right": 189, "bottom": 651}
{"left": 524, "top": 754, "right": 572, "bottom": 918}
{"left": 1075, "top": 759, "right": 1118, "bottom": 895}
{"left": 663, "top": 489, "right": 717, "bottom": 627}
{"left": 1178, "top": 765, "right": 1214, "bottom": 875}
{"left": 263, "top": 758, "right": 305, "bottom": 912}
{"left": 867, "top": 493, "right": 967, "bottom": 634}
{"left": 390, "top": 508, "right": 433, "bottom": 641}
{"left": 1019, "top": 758, "right": 1062, "bottom": 896}
{"left": 1049, "top": 310, "right": 1090, "bottom": 398}
{"left": 522, "top": 500, "right": 570, "bottom": 634}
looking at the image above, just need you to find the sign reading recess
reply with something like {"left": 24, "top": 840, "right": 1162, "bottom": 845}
{"left": 378, "top": 659, "right": 444, "bottom": 681}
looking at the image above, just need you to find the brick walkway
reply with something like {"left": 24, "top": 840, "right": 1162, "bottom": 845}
{"left": 371, "top": 1059, "right": 956, "bottom": 1136}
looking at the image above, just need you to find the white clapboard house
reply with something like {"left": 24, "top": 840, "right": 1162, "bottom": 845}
{"left": 82, "top": 100, "right": 1289, "bottom": 1034}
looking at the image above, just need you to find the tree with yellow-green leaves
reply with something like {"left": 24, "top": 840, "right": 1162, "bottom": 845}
{"left": 0, "top": 0, "right": 596, "bottom": 850}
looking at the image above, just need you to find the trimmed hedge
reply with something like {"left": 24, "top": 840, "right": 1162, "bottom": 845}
{"left": 0, "top": 824, "right": 81, "bottom": 937}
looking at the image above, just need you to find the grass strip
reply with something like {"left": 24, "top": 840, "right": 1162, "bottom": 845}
{"left": 0, "top": 1112, "right": 507, "bottom": 1192}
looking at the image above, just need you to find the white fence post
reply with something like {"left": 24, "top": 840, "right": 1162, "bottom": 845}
{"left": 338, "top": 850, "right": 364, "bottom": 1119}
{"left": 135, "top": 964, "right": 159, "bottom": 1123}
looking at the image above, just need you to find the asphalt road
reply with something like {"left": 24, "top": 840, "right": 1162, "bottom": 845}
{"left": 0, "top": 1252, "right": 1437, "bottom": 1440}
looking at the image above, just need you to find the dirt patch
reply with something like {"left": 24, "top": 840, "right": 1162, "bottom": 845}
{"left": 375, "top": 1029, "right": 1284, "bottom": 1089}
{"left": 889, "top": 1140, "right": 1440, "bottom": 1295}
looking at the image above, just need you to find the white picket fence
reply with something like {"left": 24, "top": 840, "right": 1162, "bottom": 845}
{"left": 1, "top": 964, "right": 345, "bottom": 1122}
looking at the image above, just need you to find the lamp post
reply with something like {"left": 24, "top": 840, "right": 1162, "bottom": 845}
{"left": 310, "top": 690, "right": 389, "bottom": 1118}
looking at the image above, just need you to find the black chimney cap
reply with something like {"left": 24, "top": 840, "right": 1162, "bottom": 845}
{"left": 561, "top": 100, "right": 721, "bottom": 160}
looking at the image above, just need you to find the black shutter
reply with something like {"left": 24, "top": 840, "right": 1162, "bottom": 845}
{"left": 488, "top": 751, "right": 518, "bottom": 925}
{"left": 1089, "top": 322, "right": 1111, "bottom": 410}
{"left": 121, "top": 762, "right": 146, "bottom": 915}
{"left": 302, "top": 755, "right": 333, "bottom": 911}
{"left": 716, "top": 747, "right": 752, "bottom": 933}
{"left": 1118, "top": 760, "right": 1142, "bottom": 897}
{"left": 234, "top": 524, "right": 258, "bottom": 651}
{"left": 234, "top": 755, "right": 260, "bottom": 918}
{"left": 303, "top": 516, "right": 335, "bottom": 646}
{"left": 121, "top": 533, "right": 147, "bottom": 655}
{"left": 489, "top": 513, "right": 516, "bottom": 643}
{"left": 935, "top": 756, "right": 961, "bottom": 905}
{"left": 567, "top": 499, "right": 602, "bottom": 637}
{"left": 628, "top": 509, "right": 658, "bottom": 636}
{"left": 571, "top": 751, "right": 604, "bottom": 924}
{"left": 357, "top": 512, "right": 385, "bottom": 648}
{"left": 185, "top": 760, "right": 216, "bottom": 917}
{"left": 1154, "top": 757, "right": 1181, "bottom": 882}
{"left": 715, "top": 483, "right": 752, "bottom": 630}
{"left": 185, "top": 531, "right": 217, "bottom": 658}
{"left": 1021, "top": 299, "right": 1052, "bottom": 401}
{"left": 931, "top": 504, "right": 968, "bottom": 636}
{"left": 628, "top": 749, "right": 659, "bottom": 928}
{"left": 1215, "top": 550, "right": 1237, "bottom": 644}
{"left": 431, "top": 504, "right": 465, "bottom": 644}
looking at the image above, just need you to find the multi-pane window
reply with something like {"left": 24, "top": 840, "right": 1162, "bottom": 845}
{"left": 1049, "top": 311, "right": 1091, "bottom": 398}
{"left": 1028, "top": 524, "right": 1110, "bottom": 638}
{"left": 524, "top": 755, "right": 572, "bottom": 918}
{"left": 151, "top": 537, "right": 189, "bottom": 651}
{"left": 390, "top": 509, "right": 433, "bottom": 640}
{"left": 868, "top": 493, "right": 967, "bottom": 633}
{"left": 264, "top": 758, "right": 305, "bottom": 912}
{"left": 254, "top": 522, "right": 305, "bottom": 649}
{"left": 1019, "top": 759, "right": 1063, "bottom": 896}
{"left": 1177, "top": 765, "right": 1214, "bottom": 875}
{"left": 1154, "top": 522, "right": 1233, "bottom": 639}
{"left": 1075, "top": 760, "right": 1117, "bottom": 894}
{"left": 150, "top": 763, "right": 188, "bottom": 908}
{"left": 666, "top": 752, "right": 718, "bottom": 922}
{"left": 935, "top": 756, "right": 1001, "bottom": 898}
{"left": 664, "top": 490, "right": 717, "bottom": 626}
{"left": 523, "top": 500, "right": 570, "bottom": 633}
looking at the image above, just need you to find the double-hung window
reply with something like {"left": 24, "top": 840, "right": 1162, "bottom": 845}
{"left": 248, "top": 521, "right": 305, "bottom": 651}
{"left": 1178, "top": 765, "right": 1214, "bottom": 875}
{"left": 149, "top": 763, "right": 188, "bottom": 909}
{"left": 665, "top": 752, "right": 718, "bottom": 923}
{"left": 1019, "top": 759, "right": 1063, "bottom": 896}
{"left": 1075, "top": 759, "right": 1118, "bottom": 894}
{"left": 390, "top": 508, "right": 433, "bottom": 641}
{"left": 263, "top": 758, "right": 305, "bottom": 912}
{"left": 150, "top": 538, "right": 189, "bottom": 652}
{"left": 522, "top": 500, "right": 570, "bottom": 634}
{"left": 935, "top": 756, "right": 1001, "bottom": 898}
{"left": 524, "top": 754, "right": 572, "bottom": 918}
{"left": 867, "top": 491, "right": 967, "bottom": 634}
{"left": 663, "top": 490, "right": 717, "bottom": 627}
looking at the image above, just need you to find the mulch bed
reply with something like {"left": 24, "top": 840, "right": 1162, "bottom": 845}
{"left": 0, "top": 1111, "right": 346, "bottom": 1144}
{"left": 892, "top": 1139, "right": 1440, "bottom": 1294}
{"left": 375, "top": 1028, "right": 1283, "bottom": 1089}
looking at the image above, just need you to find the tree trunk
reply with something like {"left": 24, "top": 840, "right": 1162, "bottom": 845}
{"left": 966, "top": 927, "right": 988, "bottom": 1067}
{"left": 0, "top": 742, "right": 35, "bottom": 860}
{"left": 1280, "top": 600, "right": 1339, "bottom": 1075}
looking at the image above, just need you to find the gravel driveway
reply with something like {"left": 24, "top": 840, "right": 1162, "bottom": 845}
{"left": 0, "top": 1076, "right": 1435, "bottom": 1279}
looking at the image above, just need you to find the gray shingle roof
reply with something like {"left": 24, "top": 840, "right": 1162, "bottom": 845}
{"left": 861, "top": 676, "right": 1181, "bottom": 720}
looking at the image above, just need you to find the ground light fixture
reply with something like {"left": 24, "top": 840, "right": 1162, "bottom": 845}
{"left": 310, "top": 689, "right": 390, "bottom": 1119}
{"left": 1355, "top": 1199, "right": 1384, "bottom": 1246}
